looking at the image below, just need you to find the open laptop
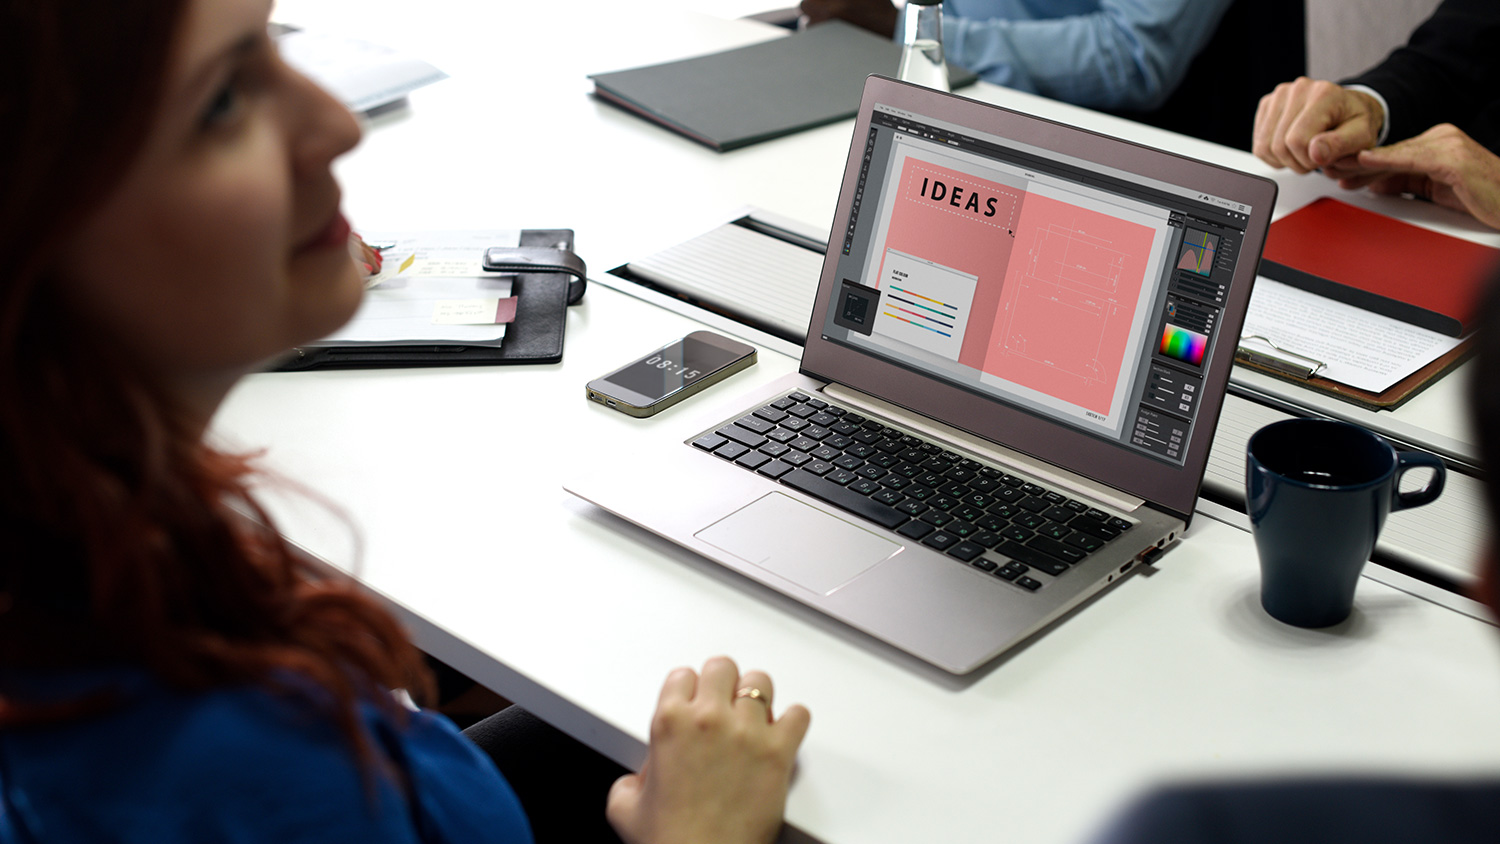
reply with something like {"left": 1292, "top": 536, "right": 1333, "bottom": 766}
{"left": 568, "top": 76, "right": 1276, "bottom": 674}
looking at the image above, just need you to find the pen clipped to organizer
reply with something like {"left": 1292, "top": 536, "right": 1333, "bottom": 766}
{"left": 1236, "top": 334, "right": 1326, "bottom": 380}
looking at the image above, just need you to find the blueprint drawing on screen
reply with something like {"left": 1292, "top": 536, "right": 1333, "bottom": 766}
{"left": 859, "top": 143, "right": 1170, "bottom": 436}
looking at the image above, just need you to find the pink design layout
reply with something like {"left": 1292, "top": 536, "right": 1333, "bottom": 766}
{"left": 982, "top": 193, "right": 1156, "bottom": 415}
{"left": 877, "top": 160, "right": 1024, "bottom": 363}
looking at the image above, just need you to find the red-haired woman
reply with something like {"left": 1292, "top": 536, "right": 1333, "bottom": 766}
{"left": 0, "top": 1, "right": 808, "bottom": 842}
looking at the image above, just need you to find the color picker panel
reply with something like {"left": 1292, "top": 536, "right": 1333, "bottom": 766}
{"left": 1159, "top": 323, "right": 1207, "bottom": 367}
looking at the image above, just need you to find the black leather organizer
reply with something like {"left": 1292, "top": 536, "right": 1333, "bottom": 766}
{"left": 273, "top": 229, "right": 585, "bottom": 370}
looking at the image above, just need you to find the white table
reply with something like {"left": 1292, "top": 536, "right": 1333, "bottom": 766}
{"left": 224, "top": 5, "right": 1500, "bottom": 843}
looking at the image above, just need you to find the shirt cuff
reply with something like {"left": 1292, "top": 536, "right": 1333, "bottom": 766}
{"left": 1344, "top": 84, "right": 1390, "bottom": 146}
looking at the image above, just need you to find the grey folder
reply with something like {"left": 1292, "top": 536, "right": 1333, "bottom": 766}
{"left": 588, "top": 20, "right": 977, "bottom": 152}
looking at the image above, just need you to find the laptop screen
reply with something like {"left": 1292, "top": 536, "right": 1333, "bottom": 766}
{"left": 803, "top": 78, "right": 1276, "bottom": 518}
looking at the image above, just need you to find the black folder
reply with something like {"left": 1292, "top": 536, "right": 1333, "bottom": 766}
{"left": 272, "top": 229, "right": 585, "bottom": 371}
{"left": 589, "top": 21, "right": 978, "bottom": 152}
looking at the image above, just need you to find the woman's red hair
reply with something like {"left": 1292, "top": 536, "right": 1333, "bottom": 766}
{"left": 0, "top": 0, "right": 433, "bottom": 761}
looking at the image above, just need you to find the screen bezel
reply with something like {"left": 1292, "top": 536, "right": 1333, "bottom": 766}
{"left": 800, "top": 77, "right": 1278, "bottom": 521}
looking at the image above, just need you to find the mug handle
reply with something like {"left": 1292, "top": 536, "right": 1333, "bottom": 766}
{"left": 1391, "top": 452, "right": 1446, "bottom": 511}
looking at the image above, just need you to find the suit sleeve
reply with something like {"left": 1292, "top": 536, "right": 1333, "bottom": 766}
{"left": 1344, "top": 0, "right": 1500, "bottom": 148}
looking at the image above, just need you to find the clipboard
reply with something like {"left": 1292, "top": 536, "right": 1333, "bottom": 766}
{"left": 272, "top": 229, "right": 585, "bottom": 371}
{"left": 1260, "top": 198, "right": 1499, "bottom": 337}
{"left": 1235, "top": 333, "right": 1474, "bottom": 410}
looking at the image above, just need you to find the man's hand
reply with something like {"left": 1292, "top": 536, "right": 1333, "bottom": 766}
{"left": 1253, "top": 77, "right": 1385, "bottom": 174}
{"left": 799, "top": 0, "right": 899, "bottom": 38}
{"left": 606, "top": 657, "right": 812, "bottom": 844}
{"left": 1335, "top": 124, "right": 1500, "bottom": 230}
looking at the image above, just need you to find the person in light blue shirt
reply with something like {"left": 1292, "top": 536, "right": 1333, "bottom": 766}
{"left": 799, "top": 0, "right": 1233, "bottom": 112}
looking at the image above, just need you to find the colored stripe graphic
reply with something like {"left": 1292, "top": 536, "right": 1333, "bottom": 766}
{"left": 887, "top": 294, "right": 952, "bottom": 319}
{"left": 887, "top": 304, "right": 954, "bottom": 328}
{"left": 1159, "top": 324, "right": 1208, "bottom": 366}
{"left": 889, "top": 285, "right": 958, "bottom": 309}
{"left": 884, "top": 311, "right": 953, "bottom": 336}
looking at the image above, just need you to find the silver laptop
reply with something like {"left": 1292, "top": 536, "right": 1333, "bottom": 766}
{"left": 569, "top": 76, "right": 1276, "bottom": 674}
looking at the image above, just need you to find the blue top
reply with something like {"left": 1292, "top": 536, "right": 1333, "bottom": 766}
{"left": 938, "top": 0, "right": 1233, "bottom": 111}
{"left": 0, "top": 667, "right": 533, "bottom": 844}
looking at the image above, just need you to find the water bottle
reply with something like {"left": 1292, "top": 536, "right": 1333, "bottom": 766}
{"left": 897, "top": 0, "right": 949, "bottom": 92}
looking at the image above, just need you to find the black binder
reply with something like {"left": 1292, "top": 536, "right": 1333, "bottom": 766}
{"left": 273, "top": 229, "right": 585, "bottom": 371}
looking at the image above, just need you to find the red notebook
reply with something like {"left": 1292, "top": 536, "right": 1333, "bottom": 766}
{"left": 1259, "top": 197, "right": 1500, "bottom": 336}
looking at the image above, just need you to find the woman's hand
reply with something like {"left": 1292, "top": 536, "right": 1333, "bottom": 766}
{"left": 606, "top": 656, "right": 811, "bottom": 844}
{"left": 350, "top": 233, "right": 383, "bottom": 276}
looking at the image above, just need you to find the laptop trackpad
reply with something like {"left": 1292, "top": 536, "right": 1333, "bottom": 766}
{"left": 696, "top": 493, "right": 901, "bottom": 595}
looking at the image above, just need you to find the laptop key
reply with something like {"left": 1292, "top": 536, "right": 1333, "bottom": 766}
{"left": 921, "top": 531, "right": 959, "bottom": 551}
{"left": 896, "top": 499, "right": 929, "bottom": 516}
{"left": 736, "top": 451, "right": 771, "bottom": 470}
{"left": 717, "top": 425, "right": 767, "bottom": 449}
{"left": 974, "top": 514, "right": 1008, "bottom": 533}
{"left": 736, "top": 415, "right": 776, "bottom": 434}
{"left": 1064, "top": 532, "right": 1105, "bottom": 553}
{"left": 826, "top": 469, "right": 857, "bottom": 485}
{"left": 1013, "top": 511, "right": 1047, "bottom": 530}
{"left": 765, "top": 428, "right": 798, "bottom": 444}
{"left": 781, "top": 469, "right": 908, "bottom": 529}
{"left": 995, "top": 562, "right": 1027, "bottom": 581}
{"left": 1042, "top": 505, "right": 1075, "bottom": 523}
{"left": 948, "top": 521, "right": 978, "bottom": 539}
{"left": 970, "top": 531, "right": 1002, "bottom": 548}
{"left": 1038, "top": 522, "right": 1072, "bottom": 540}
{"left": 996, "top": 541, "right": 1069, "bottom": 576}
{"left": 947, "top": 541, "right": 984, "bottom": 562}
{"left": 1070, "top": 519, "right": 1121, "bottom": 541}
{"left": 693, "top": 433, "right": 728, "bottom": 451}
{"left": 920, "top": 510, "right": 954, "bottom": 527}
{"left": 1026, "top": 536, "right": 1086, "bottom": 563}
{"left": 971, "top": 558, "right": 998, "bottom": 572}
{"left": 1000, "top": 525, "right": 1034, "bottom": 543}
{"left": 757, "top": 460, "right": 795, "bottom": 480}
{"left": 1017, "top": 496, "right": 1051, "bottom": 513}
{"left": 716, "top": 442, "right": 749, "bottom": 461}
{"left": 928, "top": 495, "right": 959, "bottom": 512}
{"left": 753, "top": 406, "right": 788, "bottom": 423}
{"left": 1016, "top": 576, "right": 1043, "bottom": 591}
{"left": 781, "top": 450, "right": 813, "bottom": 467}
{"left": 897, "top": 520, "right": 935, "bottom": 540}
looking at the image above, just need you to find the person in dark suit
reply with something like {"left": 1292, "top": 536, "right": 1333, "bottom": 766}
{"left": 1252, "top": 0, "right": 1500, "bottom": 229}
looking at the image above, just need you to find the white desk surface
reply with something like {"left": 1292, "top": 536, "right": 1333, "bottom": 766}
{"left": 226, "top": 5, "right": 1500, "bottom": 843}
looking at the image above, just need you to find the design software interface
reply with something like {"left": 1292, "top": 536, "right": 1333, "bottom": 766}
{"left": 821, "top": 104, "right": 1256, "bottom": 466}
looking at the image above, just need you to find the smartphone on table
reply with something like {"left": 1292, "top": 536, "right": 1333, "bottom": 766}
{"left": 587, "top": 330, "right": 757, "bottom": 417}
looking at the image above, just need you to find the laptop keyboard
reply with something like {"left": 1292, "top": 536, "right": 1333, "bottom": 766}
{"left": 691, "top": 392, "right": 1134, "bottom": 592}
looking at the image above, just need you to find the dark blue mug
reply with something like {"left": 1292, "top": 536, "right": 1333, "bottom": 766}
{"left": 1246, "top": 419, "right": 1446, "bottom": 628}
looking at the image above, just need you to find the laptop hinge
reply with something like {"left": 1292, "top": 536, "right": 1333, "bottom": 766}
{"left": 822, "top": 383, "right": 1149, "bottom": 515}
